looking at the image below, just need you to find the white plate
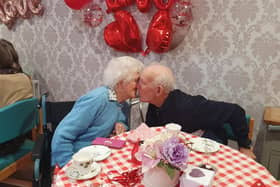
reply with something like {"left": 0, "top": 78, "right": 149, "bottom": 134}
{"left": 66, "top": 162, "right": 101, "bottom": 180}
{"left": 78, "top": 145, "right": 111, "bottom": 161}
{"left": 189, "top": 137, "right": 220, "bottom": 153}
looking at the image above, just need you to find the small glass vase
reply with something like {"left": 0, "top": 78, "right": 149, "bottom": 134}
{"left": 141, "top": 166, "right": 180, "bottom": 187}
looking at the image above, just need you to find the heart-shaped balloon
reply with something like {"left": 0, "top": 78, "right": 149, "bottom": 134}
{"left": 145, "top": 10, "right": 172, "bottom": 54}
{"left": 136, "top": 0, "right": 152, "bottom": 13}
{"left": 106, "top": 0, "right": 134, "bottom": 13}
{"left": 104, "top": 22, "right": 132, "bottom": 52}
{"left": 104, "top": 10, "right": 142, "bottom": 52}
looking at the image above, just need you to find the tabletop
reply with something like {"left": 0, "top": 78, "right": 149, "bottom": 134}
{"left": 52, "top": 127, "right": 280, "bottom": 187}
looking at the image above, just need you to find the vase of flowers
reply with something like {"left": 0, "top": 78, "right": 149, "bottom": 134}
{"left": 136, "top": 133, "right": 189, "bottom": 187}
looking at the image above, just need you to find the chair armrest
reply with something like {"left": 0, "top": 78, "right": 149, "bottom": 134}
{"left": 32, "top": 134, "right": 44, "bottom": 160}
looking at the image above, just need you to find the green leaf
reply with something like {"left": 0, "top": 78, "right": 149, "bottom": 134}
{"left": 157, "top": 161, "right": 177, "bottom": 179}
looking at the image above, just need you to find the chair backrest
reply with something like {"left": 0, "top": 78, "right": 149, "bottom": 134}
{"left": 223, "top": 115, "right": 254, "bottom": 141}
{"left": 44, "top": 101, "right": 75, "bottom": 132}
{"left": 0, "top": 97, "right": 39, "bottom": 143}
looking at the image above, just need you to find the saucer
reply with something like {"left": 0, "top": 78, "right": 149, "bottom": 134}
{"left": 78, "top": 145, "right": 111, "bottom": 161}
{"left": 66, "top": 162, "right": 101, "bottom": 180}
{"left": 189, "top": 137, "right": 220, "bottom": 153}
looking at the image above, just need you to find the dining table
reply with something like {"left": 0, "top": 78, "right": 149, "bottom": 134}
{"left": 52, "top": 127, "right": 280, "bottom": 187}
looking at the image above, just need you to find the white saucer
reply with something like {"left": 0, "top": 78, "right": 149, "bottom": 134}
{"left": 189, "top": 137, "right": 220, "bottom": 153}
{"left": 66, "top": 162, "right": 101, "bottom": 180}
{"left": 78, "top": 145, "right": 111, "bottom": 161}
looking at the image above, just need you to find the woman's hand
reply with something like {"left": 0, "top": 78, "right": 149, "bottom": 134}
{"left": 114, "top": 122, "right": 126, "bottom": 135}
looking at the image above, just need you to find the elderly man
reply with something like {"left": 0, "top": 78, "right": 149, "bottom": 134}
{"left": 137, "top": 63, "right": 256, "bottom": 159}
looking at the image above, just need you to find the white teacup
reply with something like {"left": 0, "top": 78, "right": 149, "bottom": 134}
{"left": 72, "top": 151, "right": 93, "bottom": 176}
{"left": 165, "top": 123, "right": 182, "bottom": 136}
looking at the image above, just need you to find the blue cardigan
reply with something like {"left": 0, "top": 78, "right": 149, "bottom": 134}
{"left": 51, "top": 86, "right": 127, "bottom": 167}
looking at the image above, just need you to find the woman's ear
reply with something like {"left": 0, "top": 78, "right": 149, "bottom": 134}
{"left": 115, "top": 80, "right": 125, "bottom": 90}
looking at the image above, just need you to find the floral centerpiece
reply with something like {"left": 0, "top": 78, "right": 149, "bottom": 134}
{"left": 136, "top": 132, "right": 189, "bottom": 187}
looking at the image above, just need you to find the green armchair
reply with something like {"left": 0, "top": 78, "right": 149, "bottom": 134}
{"left": 0, "top": 97, "right": 39, "bottom": 186}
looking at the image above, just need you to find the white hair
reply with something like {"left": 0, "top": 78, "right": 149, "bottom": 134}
{"left": 148, "top": 62, "right": 175, "bottom": 93}
{"left": 103, "top": 56, "right": 144, "bottom": 88}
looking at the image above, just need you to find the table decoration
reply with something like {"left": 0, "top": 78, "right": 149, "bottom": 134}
{"left": 179, "top": 165, "right": 215, "bottom": 187}
{"left": 126, "top": 123, "right": 160, "bottom": 143}
{"left": 136, "top": 132, "right": 189, "bottom": 187}
{"left": 107, "top": 168, "right": 142, "bottom": 187}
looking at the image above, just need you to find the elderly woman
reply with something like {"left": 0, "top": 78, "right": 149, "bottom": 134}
{"left": 51, "top": 56, "right": 144, "bottom": 167}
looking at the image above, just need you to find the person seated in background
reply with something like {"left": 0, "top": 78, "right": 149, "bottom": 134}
{"left": 0, "top": 38, "right": 34, "bottom": 156}
{"left": 0, "top": 38, "right": 33, "bottom": 108}
{"left": 137, "top": 63, "right": 256, "bottom": 159}
{"left": 51, "top": 56, "right": 144, "bottom": 167}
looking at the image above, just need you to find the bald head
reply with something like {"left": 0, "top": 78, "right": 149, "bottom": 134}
{"left": 142, "top": 63, "right": 175, "bottom": 93}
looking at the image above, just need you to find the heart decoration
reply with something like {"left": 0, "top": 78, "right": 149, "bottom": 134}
{"left": 103, "top": 0, "right": 192, "bottom": 55}
{"left": 189, "top": 168, "right": 205, "bottom": 178}
{"left": 144, "top": 0, "right": 173, "bottom": 55}
{"left": 104, "top": 10, "right": 142, "bottom": 53}
{"left": 145, "top": 10, "right": 173, "bottom": 55}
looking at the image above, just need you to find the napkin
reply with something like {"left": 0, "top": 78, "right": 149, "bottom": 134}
{"left": 127, "top": 123, "right": 159, "bottom": 143}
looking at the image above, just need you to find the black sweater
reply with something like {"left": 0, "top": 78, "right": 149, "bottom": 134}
{"left": 146, "top": 89, "right": 251, "bottom": 148}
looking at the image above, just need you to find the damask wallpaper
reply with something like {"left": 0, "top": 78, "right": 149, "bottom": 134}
{"left": 0, "top": 0, "right": 280, "bottom": 147}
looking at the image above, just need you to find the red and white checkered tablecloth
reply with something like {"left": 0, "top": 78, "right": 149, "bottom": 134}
{"left": 52, "top": 127, "right": 280, "bottom": 187}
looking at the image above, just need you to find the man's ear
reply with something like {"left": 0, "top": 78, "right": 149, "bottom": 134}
{"left": 155, "top": 85, "right": 164, "bottom": 96}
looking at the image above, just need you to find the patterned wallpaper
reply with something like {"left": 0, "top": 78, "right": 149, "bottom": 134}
{"left": 1, "top": 0, "right": 280, "bottom": 145}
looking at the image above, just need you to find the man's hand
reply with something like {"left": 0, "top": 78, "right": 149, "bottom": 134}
{"left": 114, "top": 122, "right": 126, "bottom": 135}
{"left": 239, "top": 147, "right": 256, "bottom": 160}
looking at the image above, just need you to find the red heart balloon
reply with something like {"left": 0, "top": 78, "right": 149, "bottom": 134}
{"left": 136, "top": 0, "right": 152, "bottom": 13}
{"left": 64, "top": 0, "right": 91, "bottom": 10}
{"left": 104, "top": 10, "right": 142, "bottom": 53}
{"left": 145, "top": 10, "right": 172, "bottom": 54}
{"left": 106, "top": 0, "right": 134, "bottom": 13}
{"left": 104, "top": 22, "right": 132, "bottom": 52}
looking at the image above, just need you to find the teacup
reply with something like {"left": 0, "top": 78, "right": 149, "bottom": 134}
{"left": 165, "top": 123, "right": 182, "bottom": 136}
{"left": 72, "top": 151, "right": 93, "bottom": 176}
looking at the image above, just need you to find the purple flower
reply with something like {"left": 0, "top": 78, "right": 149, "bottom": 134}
{"left": 161, "top": 137, "right": 188, "bottom": 169}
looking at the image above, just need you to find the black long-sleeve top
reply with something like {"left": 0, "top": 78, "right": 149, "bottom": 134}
{"left": 146, "top": 89, "right": 251, "bottom": 148}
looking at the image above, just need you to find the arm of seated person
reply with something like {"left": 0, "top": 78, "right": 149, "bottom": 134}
{"left": 239, "top": 147, "right": 256, "bottom": 160}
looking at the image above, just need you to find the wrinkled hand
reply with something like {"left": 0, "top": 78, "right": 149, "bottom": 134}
{"left": 114, "top": 122, "right": 126, "bottom": 135}
{"left": 239, "top": 147, "right": 256, "bottom": 160}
